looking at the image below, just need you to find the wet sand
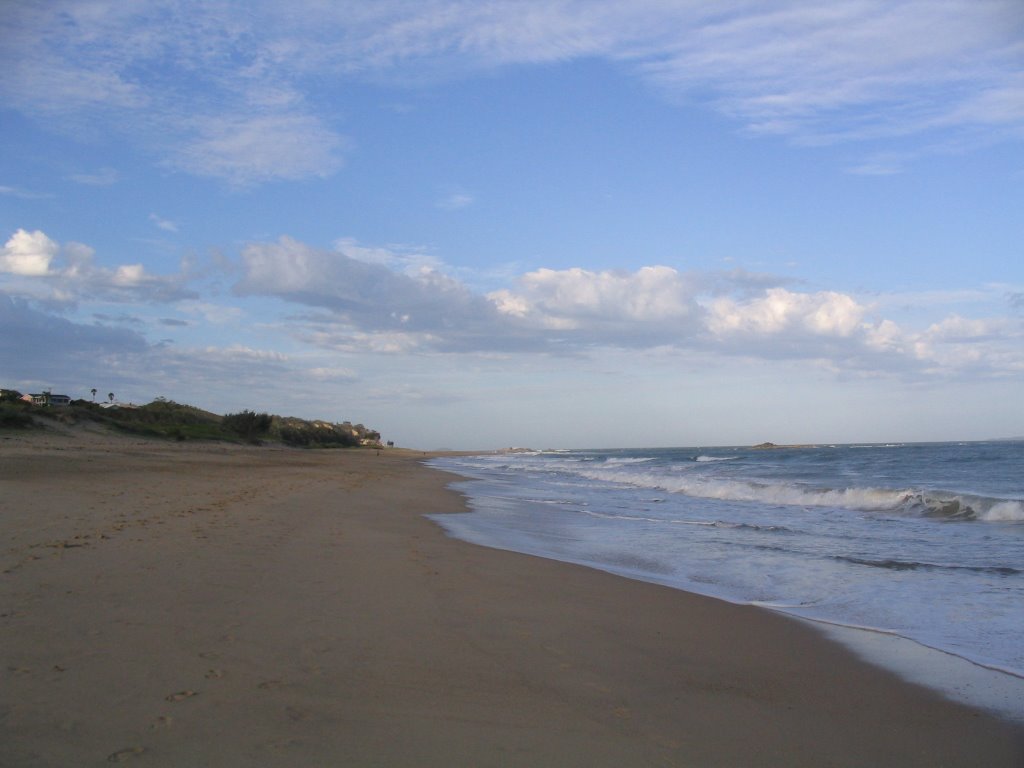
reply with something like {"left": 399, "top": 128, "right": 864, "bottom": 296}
{"left": 2, "top": 428, "right": 1022, "bottom": 766}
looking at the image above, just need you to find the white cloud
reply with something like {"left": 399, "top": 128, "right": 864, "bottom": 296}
{"left": 178, "top": 300, "right": 244, "bottom": 324}
{"left": 0, "top": 228, "right": 195, "bottom": 304}
{"left": 938, "top": 73, "right": 1024, "bottom": 130}
{"left": 69, "top": 168, "right": 120, "bottom": 186}
{"left": 865, "top": 319, "right": 905, "bottom": 354}
{"left": 112, "top": 264, "right": 147, "bottom": 286}
{"left": 304, "top": 328, "right": 429, "bottom": 355}
{"left": 639, "top": 1, "right": 1024, "bottom": 143}
{"left": 332, "top": 238, "right": 444, "bottom": 276}
{"left": 437, "top": 191, "right": 475, "bottom": 210}
{"left": 491, "top": 265, "right": 700, "bottom": 330}
{"left": 924, "top": 314, "right": 1002, "bottom": 342}
{"left": 173, "top": 114, "right": 348, "bottom": 186}
{"left": 350, "top": 1, "right": 1024, "bottom": 147}
{"left": 707, "top": 288, "right": 866, "bottom": 337}
{"left": 236, "top": 236, "right": 512, "bottom": 351}
{"left": 204, "top": 344, "right": 289, "bottom": 363}
{"left": 6, "top": 225, "right": 1017, "bottom": 385}
{"left": 861, "top": 314, "right": 1024, "bottom": 376}
{"left": 1, "top": 0, "right": 1019, "bottom": 187}
{"left": 307, "top": 366, "right": 358, "bottom": 382}
{"left": 2, "top": 54, "right": 146, "bottom": 115}
{"left": 0, "top": 184, "right": 52, "bottom": 199}
{"left": 231, "top": 234, "right": 1024, "bottom": 377}
{"left": 149, "top": 213, "right": 178, "bottom": 233}
{"left": 845, "top": 152, "right": 910, "bottom": 176}
{"left": 1, "top": 229, "right": 59, "bottom": 276}
{"left": 907, "top": 316, "right": 1017, "bottom": 372}
{"left": 4, "top": 225, "right": 1022, "bottom": 425}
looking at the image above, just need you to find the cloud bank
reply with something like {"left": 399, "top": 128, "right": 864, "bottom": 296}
{"left": 2, "top": 225, "right": 1021, "bottom": 444}
{"left": 228, "top": 235, "right": 1023, "bottom": 377}
{"left": 4, "top": 227, "right": 1021, "bottom": 384}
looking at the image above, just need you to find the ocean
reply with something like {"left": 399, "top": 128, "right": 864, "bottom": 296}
{"left": 428, "top": 441, "right": 1024, "bottom": 720}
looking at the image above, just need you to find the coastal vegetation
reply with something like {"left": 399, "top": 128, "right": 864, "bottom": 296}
{"left": 0, "top": 389, "right": 381, "bottom": 448}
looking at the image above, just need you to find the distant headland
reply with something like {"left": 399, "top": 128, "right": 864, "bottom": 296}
{"left": 750, "top": 442, "right": 818, "bottom": 450}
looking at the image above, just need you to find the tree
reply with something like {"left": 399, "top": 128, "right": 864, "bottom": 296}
{"left": 91, "top": 388, "right": 97, "bottom": 401}
{"left": 108, "top": 392, "right": 115, "bottom": 403}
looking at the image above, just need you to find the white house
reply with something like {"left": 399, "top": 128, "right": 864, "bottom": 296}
{"left": 23, "top": 392, "right": 71, "bottom": 407}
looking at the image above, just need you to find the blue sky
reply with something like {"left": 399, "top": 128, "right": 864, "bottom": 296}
{"left": 1, "top": 1, "right": 1022, "bottom": 449}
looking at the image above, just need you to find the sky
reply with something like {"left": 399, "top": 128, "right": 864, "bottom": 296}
{"left": 1, "top": 1, "right": 1022, "bottom": 449}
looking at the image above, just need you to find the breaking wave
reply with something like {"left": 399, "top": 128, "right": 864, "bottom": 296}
{"left": 574, "top": 466, "right": 1024, "bottom": 521}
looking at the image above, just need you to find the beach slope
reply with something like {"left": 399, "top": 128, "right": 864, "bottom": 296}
{"left": 1, "top": 430, "right": 1022, "bottom": 766}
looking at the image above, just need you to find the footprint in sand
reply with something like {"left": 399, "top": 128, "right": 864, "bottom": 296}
{"left": 164, "top": 690, "right": 198, "bottom": 702}
{"left": 257, "top": 680, "right": 283, "bottom": 690}
{"left": 204, "top": 669, "right": 224, "bottom": 679}
{"left": 107, "top": 746, "right": 145, "bottom": 762}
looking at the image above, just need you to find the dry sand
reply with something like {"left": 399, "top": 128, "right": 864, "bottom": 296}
{"left": 1, "top": 427, "right": 1022, "bottom": 767}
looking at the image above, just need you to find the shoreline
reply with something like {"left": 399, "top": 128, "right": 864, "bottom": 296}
{"left": 430, "top": 449, "right": 1024, "bottom": 720}
{"left": 2, "top": 430, "right": 1023, "bottom": 765}
{"left": 435, "top": 464, "right": 1024, "bottom": 719}
{"left": 432, "top": 487, "right": 1024, "bottom": 724}
{"left": 431, "top": 494, "right": 1024, "bottom": 725}
{"left": 810, "top": 618, "right": 1024, "bottom": 722}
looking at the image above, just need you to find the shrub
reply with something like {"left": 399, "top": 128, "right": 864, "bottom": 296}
{"left": 222, "top": 410, "right": 273, "bottom": 442}
{"left": 0, "top": 402, "right": 35, "bottom": 429}
{"left": 276, "top": 419, "right": 360, "bottom": 448}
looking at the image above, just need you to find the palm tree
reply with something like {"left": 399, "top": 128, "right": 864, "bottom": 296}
{"left": 108, "top": 392, "right": 115, "bottom": 403}
{"left": 91, "top": 388, "right": 97, "bottom": 401}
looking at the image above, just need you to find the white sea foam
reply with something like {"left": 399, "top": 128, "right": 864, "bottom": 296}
{"left": 578, "top": 467, "right": 911, "bottom": 512}
{"left": 981, "top": 500, "right": 1024, "bottom": 522}
{"left": 695, "top": 455, "right": 737, "bottom": 462}
{"left": 573, "top": 465, "right": 1024, "bottom": 521}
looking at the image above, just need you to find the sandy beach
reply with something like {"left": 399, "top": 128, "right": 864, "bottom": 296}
{"left": 2, "top": 428, "right": 1022, "bottom": 767}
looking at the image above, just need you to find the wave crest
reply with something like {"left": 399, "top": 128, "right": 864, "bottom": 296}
{"left": 575, "top": 466, "right": 1023, "bottom": 521}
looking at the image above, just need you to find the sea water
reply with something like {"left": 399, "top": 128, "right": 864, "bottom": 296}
{"left": 428, "top": 442, "right": 1024, "bottom": 719}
